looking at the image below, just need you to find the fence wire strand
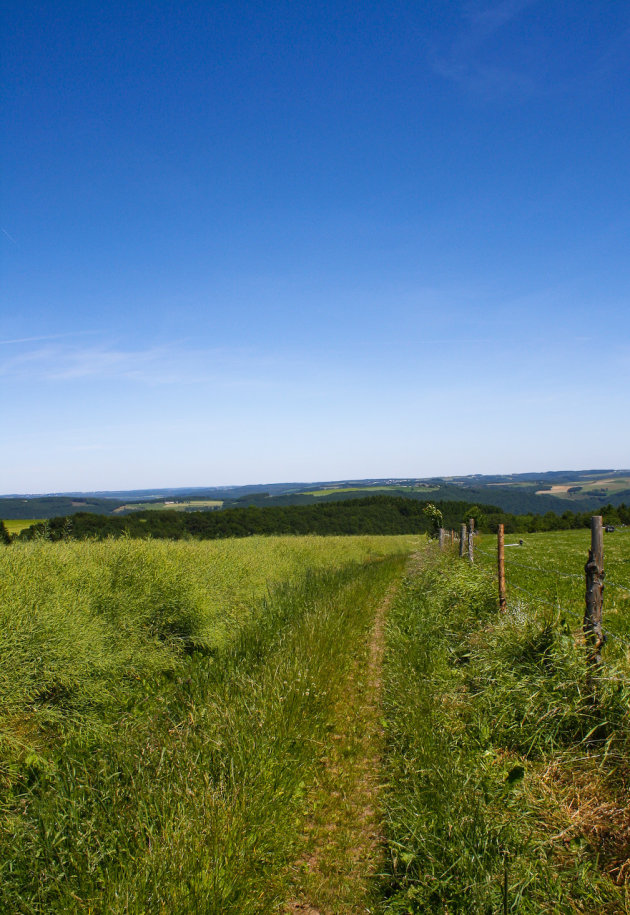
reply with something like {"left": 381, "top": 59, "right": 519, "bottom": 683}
{"left": 501, "top": 583, "right": 630, "bottom": 647}
{"left": 470, "top": 536, "right": 630, "bottom": 649}
{"left": 475, "top": 545, "right": 630, "bottom": 594}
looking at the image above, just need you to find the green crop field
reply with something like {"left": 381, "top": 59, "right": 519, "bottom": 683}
{"left": 303, "top": 485, "right": 439, "bottom": 496}
{"left": 2, "top": 528, "right": 628, "bottom": 912}
{"left": 302, "top": 486, "right": 397, "bottom": 495}
{"left": 3, "top": 519, "right": 42, "bottom": 535}
{"left": 114, "top": 498, "right": 224, "bottom": 512}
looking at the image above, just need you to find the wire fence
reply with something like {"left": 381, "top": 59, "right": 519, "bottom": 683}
{"left": 476, "top": 546, "right": 630, "bottom": 595}
{"left": 439, "top": 521, "right": 630, "bottom": 653}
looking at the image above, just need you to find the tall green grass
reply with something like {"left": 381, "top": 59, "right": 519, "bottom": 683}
{"left": 0, "top": 535, "right": 414, "bottom": 912}
{"left": 0, "top": 536, "right": 416, "bottom": 745}
{"left": 380, "top": 547, "right": 630, "bottom": 913}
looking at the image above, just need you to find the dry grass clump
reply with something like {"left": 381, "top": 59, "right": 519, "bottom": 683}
{"left": 532, "top": 757, "right": 630, "bottom": 886}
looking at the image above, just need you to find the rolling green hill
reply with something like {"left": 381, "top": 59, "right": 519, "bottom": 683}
{"left": 3, "top": 469, "right": 630, "bottom": 521}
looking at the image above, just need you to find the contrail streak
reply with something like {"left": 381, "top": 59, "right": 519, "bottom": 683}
{"left": 0, "top": 331, "right": 98, "bottom": 346}
{"left": 1, "top": 227, "right": 17, "bottom": 244}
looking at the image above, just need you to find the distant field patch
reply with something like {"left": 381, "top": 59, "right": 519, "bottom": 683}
{"left": 536, "top": 476, "right": 630, "bottom": 497}
{"left": 303, "top": 486, "right": 438, "bottom": 497}
{"left": 115, "top": 499, "right": 223, "bottom": 513}
{"left": 486, "top": 481, "right": 535, "bottom": 488}
{"left": 304, "top": 487, "right": 394, "bottom": 496}
{"left": 3, "top": 519, "right": 42, "bottom": 535}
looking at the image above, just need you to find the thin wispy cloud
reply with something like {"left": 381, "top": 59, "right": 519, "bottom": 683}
{"left": 429, "top": 1, "right": 630, "bottom": 101}
{"left": 466, "top": 0, "right": 540, "bottom": 37}
{"left": 428, "top": 0, "right": 542, "bottom": 100}
{"left": 0, "top": 340, "right": 278, "bottom": 388}
{"left": 0, "top": 330, "right": 99, "bottom": 346}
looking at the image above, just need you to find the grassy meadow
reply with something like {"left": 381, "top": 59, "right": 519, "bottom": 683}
{"left": 302, "top": 485, "right": 439, "bottom": 496}
{"left": 3, "top": 519, "right": 42, "bottom": 535}
{"left": 0, "top": 534, "right": 417, "bottom": 912}
{"left": 114, "top": 499, "right": 224, "bottom": 512}
{"left": 2, "top": 527, "right": 629, "bottom": 912}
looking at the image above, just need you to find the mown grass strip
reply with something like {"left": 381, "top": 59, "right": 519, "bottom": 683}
{"left": 380, "top": 547, "right": 630, "bottom": 913}
{"left": 285, "top": 573, "right": 404, "bottom": 915}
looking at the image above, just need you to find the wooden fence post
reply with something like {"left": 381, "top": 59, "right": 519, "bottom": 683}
{"left": 439, "top": 528, "right": 445, "bottom": 550}
{"left": 497, "top": 523, "right": 507, "bottom": 612}
{"left": 459, "top": 523, "right": 466, "bottom": 558}
{"left": 584, "top": 515, "right": 604, "bottom": 668}
{"left": 450, "top": 529, "right": 454, "bottom": 547}
{"left": 468, "top": 518, "right": 474, "bottom": 563}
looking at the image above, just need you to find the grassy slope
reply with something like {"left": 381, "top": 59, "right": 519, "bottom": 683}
{"left": 301, "top": 486, "right": 439, "bottom": 496}
{"left": 537, "top": 476, "right": 630, "bottom": 497}
{"left": 3, "top": 519, "right": 41, "bottom": 534}
{"left": 0, "top": 535, "right": 416, "bottom": 913}
{"left": 381, "top": 546, "right": 630, "bottom": 913}
{"left": 115, "top": 499, "right": 224, "bottom": 512}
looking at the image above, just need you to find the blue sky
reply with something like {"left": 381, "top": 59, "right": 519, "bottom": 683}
{"left": 2, "top": 0, "right": 629, "bottom": 492}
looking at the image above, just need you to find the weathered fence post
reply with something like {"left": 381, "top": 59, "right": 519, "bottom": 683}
{"left": 467, "top": 518, "right": 474, "bottom": 563}
{"left": 439, "top": 528, "right": 445, "bottom": 550}
{"left": 584, "top": 515, "right": 604, "bottom": 668}
{"left": 497, "top": 523, "right": 507, "bottom": 612}
{"left": 459, "top": 523, "right": 466, "bottom": 558}
{"left": 450, "top": 529, "right": 454, "bottom": 548}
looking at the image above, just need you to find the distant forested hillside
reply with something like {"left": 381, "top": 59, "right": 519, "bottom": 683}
{"left": 219, "top": 483, "right": 630, "bottom": 516}
{"left": 4, "top": 469, "right": 630, "bottom": 520}
{"left": 0, "top": 496, "right": 125, "bottom": 519}
{"left": 14, "top": 496, "right": 630, "bottom": 542}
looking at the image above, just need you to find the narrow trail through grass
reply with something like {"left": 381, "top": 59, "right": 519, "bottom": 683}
{"left": 0, "top": 538, "right": 417, "bottom": 914}
{"left": 285, "top": 560, "right": 412, "bottom": 914}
